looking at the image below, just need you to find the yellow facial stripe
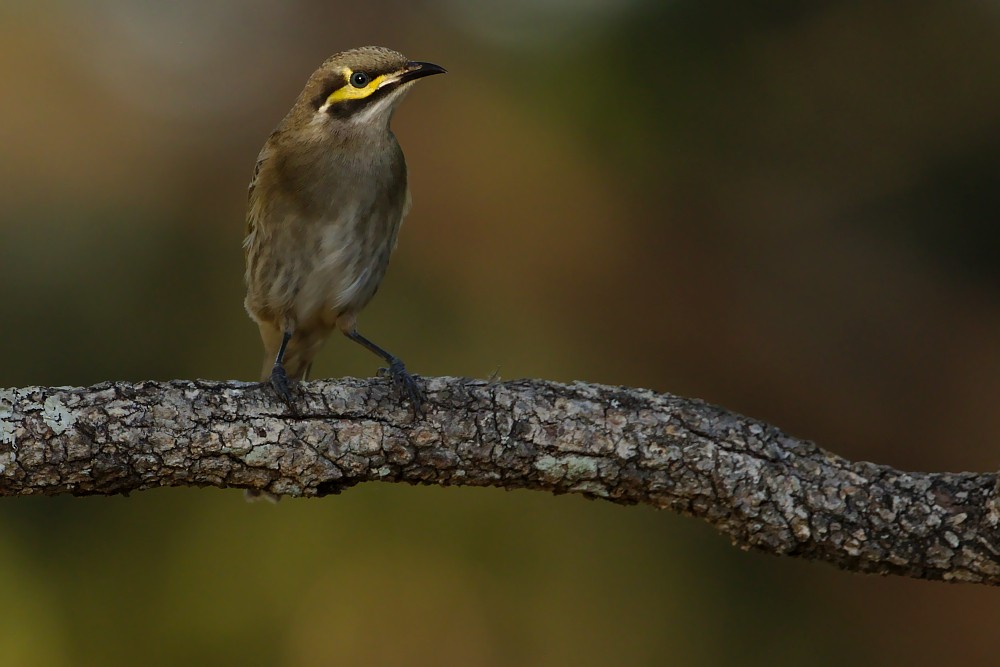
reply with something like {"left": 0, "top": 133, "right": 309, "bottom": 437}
{"left": 325, "top": 67, "right": 390, "bottom": 105}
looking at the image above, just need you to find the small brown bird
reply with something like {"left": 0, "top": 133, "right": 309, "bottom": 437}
{"left": 243, "top": 46, "right": 445, "bottom": 409}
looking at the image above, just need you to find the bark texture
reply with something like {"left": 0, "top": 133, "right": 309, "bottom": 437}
{"left": 1, "top": 377, "right": 998, "bottom": 585}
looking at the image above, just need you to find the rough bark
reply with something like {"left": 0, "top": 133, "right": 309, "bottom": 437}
{"left": 1, "top": 377, "right": 998, "bottom": 585}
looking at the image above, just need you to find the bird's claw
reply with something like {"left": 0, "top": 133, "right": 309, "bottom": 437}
{"left": 269, "top": 363, "right": 296, "bottom": 412}
{"left": 378, "top": 359, "right": 424, "bottom": 416}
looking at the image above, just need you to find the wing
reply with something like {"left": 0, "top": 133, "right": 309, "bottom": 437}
{"left": 245, "top": 139, "right": 274, "bottom": 236}
{"left": 243, "top": 133, "right": 280, "bottom": 266}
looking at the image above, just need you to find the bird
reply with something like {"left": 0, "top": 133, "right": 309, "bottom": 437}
{"left": 243, "top": 46, "right": 445, "bottom": 411}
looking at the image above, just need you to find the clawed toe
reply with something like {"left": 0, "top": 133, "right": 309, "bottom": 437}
{"left": 344, "top": 331, "right": 424, "bottom": 417}
{"left": 269, "top": 364, "right": 295, "bottom": 409}
{"left": 386, "top": 359, "right": 424, "bottom": 416}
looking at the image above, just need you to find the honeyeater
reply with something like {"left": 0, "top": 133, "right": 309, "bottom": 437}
{"left": 243, "top": 46, "right": 445, "bottom": 410}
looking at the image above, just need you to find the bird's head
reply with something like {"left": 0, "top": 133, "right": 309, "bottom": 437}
{"left": 292, "top": 46, "right": 446, "bottom": 133}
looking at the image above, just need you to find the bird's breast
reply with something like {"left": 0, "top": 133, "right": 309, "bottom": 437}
{"left": 245, "top": 132, "right": 410, "bottom": 330}
{"left": 290, "top": 181, "right": 409, "bottom": 327}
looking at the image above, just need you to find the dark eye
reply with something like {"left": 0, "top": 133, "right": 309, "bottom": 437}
{"left": 350, "top": 71, "right": 370, "bottom": 88}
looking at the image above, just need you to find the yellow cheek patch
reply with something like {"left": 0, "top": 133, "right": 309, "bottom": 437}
{"left": 325, "top": 67, "right": 390, "bottom": 105}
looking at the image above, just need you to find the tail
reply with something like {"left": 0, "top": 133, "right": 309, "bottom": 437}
{"left": 257, "top": 322, "right": 328, "bottom": 381}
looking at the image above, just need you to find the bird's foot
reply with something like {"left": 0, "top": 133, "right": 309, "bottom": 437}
{"left": 269, "top": 363, "right": 296, "bottom": 411}
{"left": 378, "top": 359, "right": 424, "bottom": 416}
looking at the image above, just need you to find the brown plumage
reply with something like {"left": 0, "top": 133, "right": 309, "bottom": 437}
{"left": 243, "top": 46, "right": 445, "bottom": 408}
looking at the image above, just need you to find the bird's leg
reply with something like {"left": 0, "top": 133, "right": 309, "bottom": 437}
{"left": 270, "top": 330, "right": 294, "bottom": 406}
{"left": 345, "top": 330, "right": 423, "bottom": 414}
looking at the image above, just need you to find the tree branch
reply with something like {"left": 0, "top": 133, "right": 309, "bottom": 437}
{"left": 1, "top": 377, "right": 998, "bottom": 584}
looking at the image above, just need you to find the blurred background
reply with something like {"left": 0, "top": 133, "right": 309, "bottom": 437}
{"left": 1, "top": 0, "right": 998, "bottom": 664}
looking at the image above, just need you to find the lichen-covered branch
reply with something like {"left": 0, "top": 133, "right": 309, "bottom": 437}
{"left": 1, "top": 377, "right": 998, "bottom": 584}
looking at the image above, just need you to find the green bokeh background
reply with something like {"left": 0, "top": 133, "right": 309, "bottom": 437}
{"left": 1, "top": 1, "right": 999, "bottom": 665}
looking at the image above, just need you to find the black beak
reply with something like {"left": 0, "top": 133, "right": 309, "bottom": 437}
{"left": 400, "top": 61, "right": 447, "bottom": 84}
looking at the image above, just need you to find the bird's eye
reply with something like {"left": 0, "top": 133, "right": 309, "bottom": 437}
{"left": 350, "top": 72, "right": 371, "bottom": 88}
